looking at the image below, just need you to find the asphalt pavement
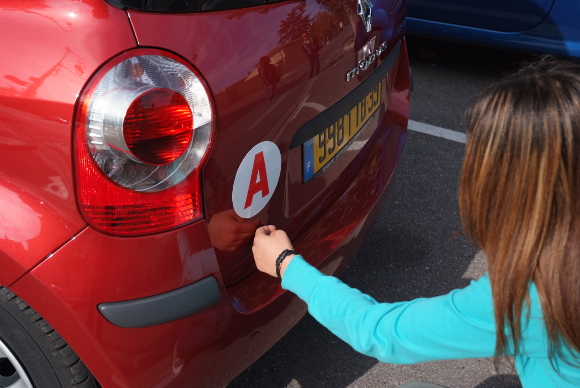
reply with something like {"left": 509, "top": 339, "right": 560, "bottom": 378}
{"left": 229, "top": 36, "right": 542, "bottom": 388}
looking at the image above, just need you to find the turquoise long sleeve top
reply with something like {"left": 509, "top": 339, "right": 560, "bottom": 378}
{"left": 281, "top": 255, "right": 580, "bottom": 388}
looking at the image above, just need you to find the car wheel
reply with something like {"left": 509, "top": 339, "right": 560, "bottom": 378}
{"left": 0, "top": 287, "right": 98, "bottom": 388}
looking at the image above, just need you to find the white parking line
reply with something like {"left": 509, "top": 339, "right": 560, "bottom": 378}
{"left": 408, "top": 120, "right": 467, "bottom": 144}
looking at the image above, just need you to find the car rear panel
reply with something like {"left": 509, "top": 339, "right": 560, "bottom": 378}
{"left": 128, "top": 0, "right": 406, "bottom": 288}
{"left": 6, "top": 1, "right": 410, "bottom": 387}
{"left": 13, "top": 48, "right": 409, "bottom": 381}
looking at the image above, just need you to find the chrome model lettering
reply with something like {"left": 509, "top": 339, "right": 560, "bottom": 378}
{"left": 346, "top": 41, "right": 388, "bottom": 82}
{"left": 358, "top": 36, "right": 376, "bottom": 63}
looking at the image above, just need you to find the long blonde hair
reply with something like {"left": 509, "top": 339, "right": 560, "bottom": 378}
{"left": 459, "top": 57, "right": 580, "bottom": 364}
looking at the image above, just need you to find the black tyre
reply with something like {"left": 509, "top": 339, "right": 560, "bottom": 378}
{"left": 0, "top": 286, "right": 98, "bottom": 388}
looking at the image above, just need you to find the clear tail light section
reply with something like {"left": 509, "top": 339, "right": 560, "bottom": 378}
{"left": 74, "top": 49, "right": 214, "bottom": 236}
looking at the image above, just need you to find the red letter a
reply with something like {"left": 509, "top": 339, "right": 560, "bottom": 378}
{"left": 244, "top": 151, "right": 270, "bottom": 209}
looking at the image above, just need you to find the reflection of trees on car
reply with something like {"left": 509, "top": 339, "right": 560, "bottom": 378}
{"left": 277, "top": 2, "right": 312, "bottom": 45}
{"left": 315, "top": 0, "right": 351, "bottom": 36}
{"left": 277, "top": 0, "right": 349, "bottom": 46}
{"left": 310, "top": 11, "right": 344, "bottom": 45}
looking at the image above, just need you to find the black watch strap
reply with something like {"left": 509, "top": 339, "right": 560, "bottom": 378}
{"left": 275, "top": 249, "right": 297, "bottom": 278}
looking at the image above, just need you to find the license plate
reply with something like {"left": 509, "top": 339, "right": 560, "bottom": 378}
{"left": 303, "top": 81, "right": 382, "bottom": 182}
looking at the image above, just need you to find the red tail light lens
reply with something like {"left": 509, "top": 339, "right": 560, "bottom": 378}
{"left": 124, "top": 88, "right": 194, "bottom": 165}
{"left": 75, "top": 50, "right": 214, "bottom": 236}
{"left": 77, "top": 156, "right": 202, "bottom": 235}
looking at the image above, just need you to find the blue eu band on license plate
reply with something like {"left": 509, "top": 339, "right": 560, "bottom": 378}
{"left": 303, "top": 81, "right": 382, "bottom": 182}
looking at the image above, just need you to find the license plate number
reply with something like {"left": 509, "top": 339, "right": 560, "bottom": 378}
{"left": 303, "top": 81, "right": 382, "bottom": 182}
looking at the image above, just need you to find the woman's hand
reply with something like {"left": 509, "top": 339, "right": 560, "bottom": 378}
{"left": 253, "top": 225, "right": 295, "bottom": 278}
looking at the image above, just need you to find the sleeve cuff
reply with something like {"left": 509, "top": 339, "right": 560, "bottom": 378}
{"left": 281, "top": 255, "right": 327, "bottom": 303}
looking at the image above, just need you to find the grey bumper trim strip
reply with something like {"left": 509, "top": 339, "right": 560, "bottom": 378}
{"left": 98, "top": 276, "right": 222, "bottom": 328}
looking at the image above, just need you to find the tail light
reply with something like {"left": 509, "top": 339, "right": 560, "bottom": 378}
{"left": 74, "top": 50, "right": 214, "bottom": 236}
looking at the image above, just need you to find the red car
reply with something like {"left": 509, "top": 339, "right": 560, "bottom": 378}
{"left": 0, "top": 0, "right": 409, "bottom": 386}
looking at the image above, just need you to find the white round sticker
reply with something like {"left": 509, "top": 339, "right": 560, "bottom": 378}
{"left": 232, "top": 141, "right": 281, "bottom": 218}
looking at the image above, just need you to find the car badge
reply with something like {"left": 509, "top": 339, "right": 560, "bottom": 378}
{"left": 358, "top": 0, "right": 373, "bottom": 33}
{"left": 345, "top": 40, "right": 387, "bottom": 81}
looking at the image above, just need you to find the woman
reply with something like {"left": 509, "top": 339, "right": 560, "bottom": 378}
{"left": 252, "top": 58, "right": 580, "bottom": 388}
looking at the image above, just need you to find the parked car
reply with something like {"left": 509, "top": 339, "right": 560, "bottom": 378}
{"left": 407, "top": 0, "right": 580, "bottom": 57}
{"left": 0, "top": 0, "right": 409, "bottom": 386}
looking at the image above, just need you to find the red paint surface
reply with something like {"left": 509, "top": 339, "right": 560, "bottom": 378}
{"left": 2, "top": 0, "right": 409, "bottom": 386}
{"left": 0, "top": 0, "right": 136, "bottom": 285}
{"left": 128, "top": 0, "right": 406, "bottom": 286}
